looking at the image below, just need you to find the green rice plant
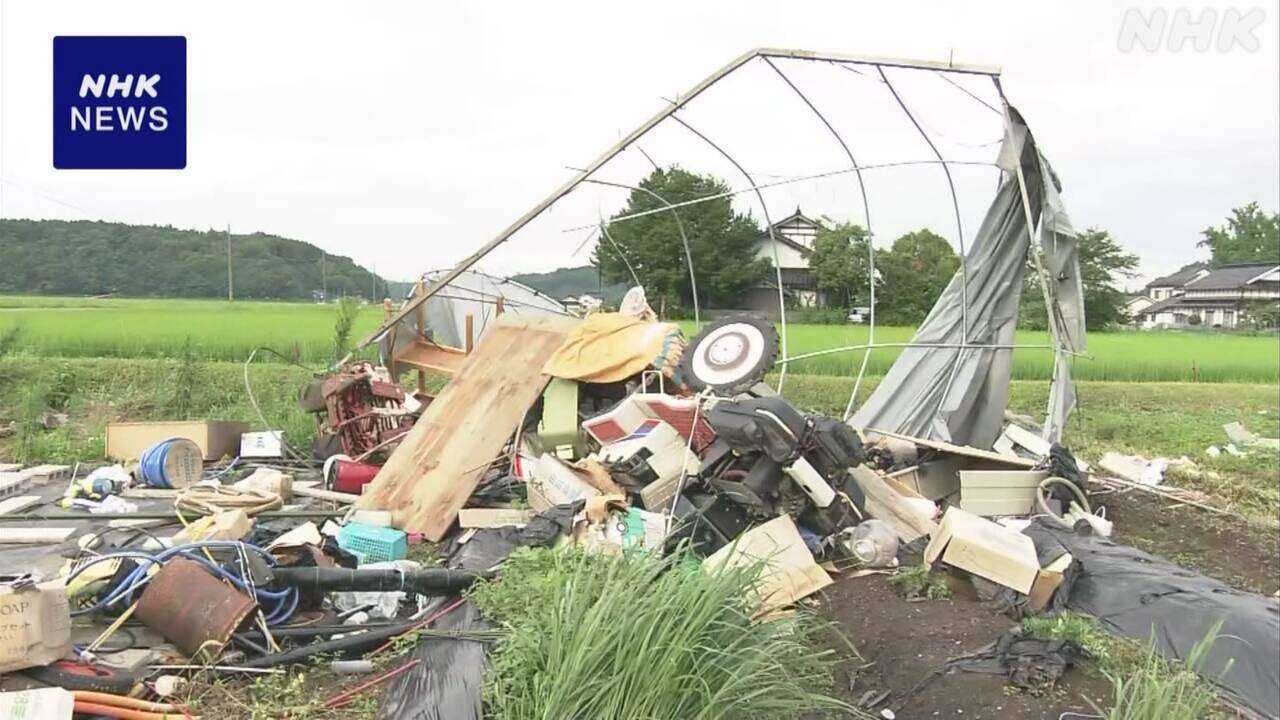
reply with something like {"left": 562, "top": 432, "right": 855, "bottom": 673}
{"left": 1091, "top": 621, "right": 1225, "bottom": 720}
{"left": 0, "top": 323, "right": 21, "bottom": 355}
{"left": 469, "top": 546, "right": 863, "bottom": 720}
{"left": 169, "top": 336, "right": 200, "bottom": 419}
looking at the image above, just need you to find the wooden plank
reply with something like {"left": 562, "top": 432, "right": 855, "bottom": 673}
{"left": 357, "top": 315, "right": 579, "bottom": 539}
{"left": 394, "top": 339, "right": 468, "bottom": 375}
{"left": 106, "top": 420, "right": 247, "bottom": 461}
{"left": 866, "top": 428, "right": 1036, "bottom": 468}
{"left": 292, "top": 485, "right": 360, "bottom": 504}
{"left": 0, "top": 464, "right": 22, "bottom": 473}
{"left": 458, "top": 508, "right": 535, "bottom": 528}
{"left": 850, "top": 466, "right": 938, "bottom": 543}
{"left": 959, "top": 469, "right": 1049, "bottom": 516}
{"left": 0, "top": 527, "right": 76, "bottom": 544}
{"left": 0, "top": 496, "right": 41, "bottom": 515}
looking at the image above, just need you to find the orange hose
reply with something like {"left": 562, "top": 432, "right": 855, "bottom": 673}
{"left": 73, "top": 701, "right": 198, "bottom": 720}
{"left": 72, "top": 691, "right": 179, "bottom": 713}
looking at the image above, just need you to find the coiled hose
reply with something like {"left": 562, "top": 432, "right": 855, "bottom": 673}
{"left": 1036, "top": 476, "right": 1092, "bottom": 527}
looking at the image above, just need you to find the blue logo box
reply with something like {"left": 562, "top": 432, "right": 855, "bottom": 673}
{"left": 53, "top": 36, "right": 186, "bottom": 169}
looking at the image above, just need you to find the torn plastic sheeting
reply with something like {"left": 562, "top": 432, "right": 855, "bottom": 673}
{"left": 851, "top": 107, "right": 1083, "bottom": 450}
{"left": 446, "top": 502, "right": 581, "bottom": 572}
{"left": 947, "top": 627, "right": 1083, "bottom": 691}
{"left": 379, "top": 600, "right": 488, "bottom": 720}
{"left": 1023, "top": 518, "right": 1280, "bottom": 719}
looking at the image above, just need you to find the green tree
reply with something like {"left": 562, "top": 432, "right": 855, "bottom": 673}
{"left": 876, "top": 229, "right": 960, "bottom": 325}
{"left": 1021, "top": 228, "right": 1138, "bottom": 330}
{"left": 1198, "top": 203, "right": 1280, "bottom": 266}
{"left": 809, "top": 222, "right": 872, "bottom": 309}
{"left": 592, "top": 167, "right": 770, "bottom": 312}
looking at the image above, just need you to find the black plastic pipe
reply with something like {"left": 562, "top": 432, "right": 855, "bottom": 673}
{"left": 269, "top": 567, "right": 482, "bottom": 596}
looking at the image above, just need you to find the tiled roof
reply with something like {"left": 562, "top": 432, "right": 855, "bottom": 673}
{"left": 1183, "top": 264, "right": 1279, "bottom": 291}
{"left": 1146, "top": 262, "right": 1209, "bottom": 288}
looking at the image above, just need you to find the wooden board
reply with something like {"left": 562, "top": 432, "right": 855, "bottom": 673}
{"left": 357, "top": 315, "right": 579, "bottom": 539}
{"left": 393, "top": 339, "right": 469, "bottom": 375}
{"left": 959, "top": 469, "right": 1049, "bottom": 517}
{"left": 0, "top": 528, "right": 75, "bottom": 544}
{"left": 866, "top": 428, "right": 1036, "bottom": 468}
{"left": 106, "top": 420, "right": 247, "bottom": 461}
{"left": 0, "top": 496, "right": 41, "bottom": 515}
{"left": 851, "top": 465, "right": 938, "bottom": 543}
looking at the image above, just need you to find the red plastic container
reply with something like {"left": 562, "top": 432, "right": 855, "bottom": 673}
{"left": 331, "top": 459, "right": 380, "bottom": 494}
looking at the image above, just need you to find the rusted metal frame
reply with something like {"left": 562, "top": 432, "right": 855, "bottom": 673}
{"left": 355, "top": 49, "right": 999, "bottom": 352}
{"left": 876, "top": 65, "right": 973, "bottom": 420}
{"left": 580, "top": 176, "right": 701, "bottom": 325}
{"left": 668, "top": 111, "right": 790, "bottom": 391}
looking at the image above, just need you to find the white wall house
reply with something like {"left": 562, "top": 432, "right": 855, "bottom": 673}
{"left": 1138, "top": 263, "right": 1280, "bottom": 329}
{"left": 739, "top": 208, "right": 825, "bottom": 314}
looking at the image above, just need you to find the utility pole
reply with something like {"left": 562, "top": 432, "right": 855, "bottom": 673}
{"left": 321, "top": 251, "right": 327, "bottom": 302}
{"left": 226, "top": 224, "right": 234, "bottom": 302}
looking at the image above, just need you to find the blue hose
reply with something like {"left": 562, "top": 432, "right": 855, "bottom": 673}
{"left": 68, "top": 541, "right": 299, "bottom": 626}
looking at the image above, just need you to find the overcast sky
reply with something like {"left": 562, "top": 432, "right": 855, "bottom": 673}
{"left": 1, "top": 1, "right": 1277, "bottom": 287}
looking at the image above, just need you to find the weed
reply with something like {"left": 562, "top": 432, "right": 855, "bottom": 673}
{"left": 331, "top": 296, "right": 361, "bottom": 362}
{"left": 1091, "top": 621, "right": 1225, "bottom": 720}
{"left": 889, "top": 564, "right": 952, "bottom": 600}
{"left": 170, "top": 336, "right": 200, "bottom": 419}
{"left": 0, "top": 323, "right": 21, "bottom": 355}
{"left": 1023, "top": 613, "right": 1119, "bottom": 671}
{"left": 469, "top": 546, "right": 864, "bottom": 720}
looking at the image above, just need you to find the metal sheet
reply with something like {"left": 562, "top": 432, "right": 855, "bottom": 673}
{"left": 135, "top": 557, "right": 256, "bottom": 657}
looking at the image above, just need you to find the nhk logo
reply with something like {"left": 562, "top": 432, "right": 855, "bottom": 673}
{"left": 53, "top": 36, "right": 186, "bottom": 169}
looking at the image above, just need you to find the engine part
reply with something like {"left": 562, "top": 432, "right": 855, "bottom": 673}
{"left": 707, "top": 397, "right": 806, "bottom": 464}
{"left": 679, "top": 313, "right": 779, "bottom": 394}
{"left": 803, "top": 417, "right": 865, "bottom": 479}
{"left": 134, "top": 557, "right": 258, "bottom": 658}
{"left": 784, "top": 456, "right": 836, "bottom": 508}
{"left": 665, "top": 491, "right": 752, "bottom": 555}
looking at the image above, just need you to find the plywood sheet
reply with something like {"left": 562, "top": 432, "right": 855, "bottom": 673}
{"left": 357, "top": 315, "right": 579, "bottom": 539}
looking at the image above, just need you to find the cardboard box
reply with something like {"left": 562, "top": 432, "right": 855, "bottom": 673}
{"left": 240, "top": 431, "right": 283, "bottom": 459}
{"left": 106, "top": 420, "right": 249, "bottom": 461}
{"left": 0, "top": 579, "right": 73, "bottom": 674}
{"left": 924, "top": 507, "right": 1040, "bottom": 594}
{"left": 527, "top": 454, "right": 601, "bottom": 512}
{"left": 1027, "top": 553, "right": 1073, "bottom": 612}
{"left": 959, "top": 469, "right": 1050, "bottom": 517}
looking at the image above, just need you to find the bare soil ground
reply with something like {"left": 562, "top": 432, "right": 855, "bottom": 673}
{"left": 819, "top": 575, "right": 1113, "bottom": 720}
{"left": 1100, "top": 489, "right": 1280, "bottom": 595}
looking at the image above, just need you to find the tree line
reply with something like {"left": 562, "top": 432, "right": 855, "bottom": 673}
{"left": 0, "top": 219, "right": 389, "bottom": 301}
{"left": 593, "top": 166, "right": 1239, "bottom": 329}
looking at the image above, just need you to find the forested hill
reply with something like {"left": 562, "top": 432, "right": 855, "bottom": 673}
{"left": 512, "top": 265, "right": 628, "bottom": 305}
{"left": 1, "top": 218, "right": 388, "bottom": 300}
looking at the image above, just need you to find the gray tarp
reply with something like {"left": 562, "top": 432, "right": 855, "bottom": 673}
{"left": 850, "top": 107, "right": 1083, "bottom": 449}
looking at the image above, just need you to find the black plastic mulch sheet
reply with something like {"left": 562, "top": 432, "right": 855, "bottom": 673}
{"left": 378, "top": 600, "right": 488, "bottom": 720}
{"left": 1023, "top": 519, "right": 1280, "bottom": 719}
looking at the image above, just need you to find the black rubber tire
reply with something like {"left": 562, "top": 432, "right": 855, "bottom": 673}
{"left": 679, "top": 312, "right": 780, "bottom": 395}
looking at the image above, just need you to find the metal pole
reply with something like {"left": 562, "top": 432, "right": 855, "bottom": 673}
{"left": 580, "top": 176, "right": 700, "bottom": 325}
{"left": 226, "top": 224, "right": 234, "bottom": 302}
{"left": 846, "top": 241, "right": 876, "bottom": 419}
{"left": 355, "top": 48, "right": 1000, "bottom": 351}
{"left": 668, "top": 112, "right": 789, "bottom": 391}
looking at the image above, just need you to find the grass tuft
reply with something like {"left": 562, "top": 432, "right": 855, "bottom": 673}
{"left": 888, "top": 565, "right": 952, "bottom": 600}
{"left": 469, "top": 546, "right": 863, "bottom": 720}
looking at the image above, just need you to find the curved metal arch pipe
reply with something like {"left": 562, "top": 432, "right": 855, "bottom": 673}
{"left": 669, "top": 112, "right": 790, "bottom": 391}
{"left": 760, "top": 56, "right": 880, "bottom": 419}
{"left": 581, "top": 177, "right": 700, "bottom": 325}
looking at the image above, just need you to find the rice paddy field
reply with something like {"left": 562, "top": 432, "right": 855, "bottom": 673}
{"left": 1, "top": 294, "right": 1277, "bottom": 382}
